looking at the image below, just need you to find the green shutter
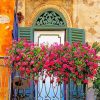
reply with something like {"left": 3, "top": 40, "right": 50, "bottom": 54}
{"left": 67, "top": 28, "right": 86, "bottom": 100}
{"left": 67, "top": 28, "right": 85, "bottom": 44}
{"left": 18, "top": 27, "right": 33, "bottom": 41}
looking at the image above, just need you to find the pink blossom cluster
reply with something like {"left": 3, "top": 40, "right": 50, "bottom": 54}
{"left": 7, "top": 39, "right": 100, "bottom": 85}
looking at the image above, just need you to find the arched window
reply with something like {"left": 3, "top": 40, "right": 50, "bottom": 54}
{"left": 33, "top": 9, "right": 67, "bottom": 28}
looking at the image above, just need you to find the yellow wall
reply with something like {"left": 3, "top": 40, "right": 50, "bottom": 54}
{"left": 18, "top": 0, "right": 100, "bottom": 46}
{"left": 73, "top": 0, "right": 100, "bottom": 45}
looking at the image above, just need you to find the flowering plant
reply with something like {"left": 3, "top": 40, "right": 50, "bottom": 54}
{"left": 7, "top": 39, "right": 100, "bottom": 85}
{"left": 43, "top": 42, "right": 100, "bottom": 85}
{"left": 7, "top": 39, "right": 47, "bottom": 82}
{"left": 92, "top": 42, "right": 100, "bottom": 99}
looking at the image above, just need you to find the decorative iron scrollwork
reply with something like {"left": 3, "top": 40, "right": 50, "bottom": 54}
{"left": 35, "top": 11, "right": 65, "bottom": 27}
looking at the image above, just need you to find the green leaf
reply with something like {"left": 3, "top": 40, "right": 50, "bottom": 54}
{"left": 76, "top": 79, "right": 82, "bottom": 86}
{"left": 92, "top": 42, "right": 100, "bottom": 54}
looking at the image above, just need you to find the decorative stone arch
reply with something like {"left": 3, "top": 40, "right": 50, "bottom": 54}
{"left": 26, "top": 5, "right": 72, "bottom": 27}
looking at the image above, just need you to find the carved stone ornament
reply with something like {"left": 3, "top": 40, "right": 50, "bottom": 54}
{"left": 36, "top": 11, "right": 65, "bottom": 27}
{"left": 0, "top": 15, "right": 10, "bottom": 24}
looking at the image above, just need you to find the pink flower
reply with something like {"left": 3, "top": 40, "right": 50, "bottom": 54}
{"left": 83, "top": 79, "right": 88, "bottom": 84}
{"left": 92, "top": 70, "right": 97, "bottom": 75}
{"left": 49, "top": 61, "right": 54, "bottom": 66}
{"left": 18, "top": 62, "right": 21, "bottom": 65}
{"left": 54, "top": 72, "right": 58, "bottom": 76}
{"left": 11, "top": 57, "right": 15, "bottom": 62}
{"left": 27, "top": 57, "right": 30, "bottom": 61}
{"left": 33, "top": 68, "right": 37, "bottom": 72}
{"left": 16, "top": 49, "right": 21, "bottom": 53}
{"left": 50, "top": 79, "right": 54, "bottom": 83}
{"left": 29, "top": 52, "right": 33, "bottom": 55}
{"left": 65, "top": 72, "right": 69, "bottom": 76}
{"left": 56, "top": 78, "right": 60, "bottom": 83}
{"left": 61, "top": 57, "right": 67, "bottom": 62}
{"left": 80, "top": 67, "right": 84, "bottom": 71}
{"left": 48, "top": 74, "right": 51, "bottom": 77}
{"left": 22, "top": 62, "right": 28, "bottom": 66}
{"left": 63, "top": 78, "right": 68, "bottom": 84}
{"left": 88, "top": 62, "right": 93, "bottom": 66}
{"left": 88, "top": 74, "right": 93, "bottom": 79}
{"left": 30, "top": 61, "right": 34, "bottom": 65}
{"left": 50, "top": 53, "right": 55, "bottom": 59}
{"left": 68, "top": 45, "right": 72, "bottom": 49}
{"left": 64, "top": 42, "right": 69, "bottom": 46}
{"left": 54, "top": 59, "right": 61, "bottom": 64}
{"left": 63, "top": 64, "right": 68, "bottom": 69}
{"left": 93, "top": 63, "right": 98, "bottom": 69}
{"left": 16, "top": 56, "right": 21, "bottom": 61}
{"left": 20, "top": 67, "right": 25, "bottom": 72}
{"left": 85, "top": 59, "right": 89, "bottom": 63}
{"left": 22, "top": 48, "right": 26, "bottom": 52}
{"left": 78, "top": 75, "right": 83, "bottom": 79}
{"left": 26, "top": 68, "right": 31, "bottom": 74}
{"left": 23, "top": 42, "right": 29, "bottom": 47}
{"left": 66, "top": 65, "right": 70, "bottom": 69}
{"left": 89, "top": 49, "right": 95, "bottom": 54}
{"left": 44, "top": 60, "right": 50, "bottom": 67}
{"left": 44, "top": 65, "right": 48, "bottom": 69}
{"left": 72, "top": 77, "right": 76, "bottom": 81}
{"left": 73, "top": 42, "right": 79, "bottom": 47}
{"left": 18, "top": 38, "right": 21, "bottom": 41}
{"left": 30, "top": 45, "right": 34, "bottom": 50}
{"left": 20, "top": 53, "right": 24, "bottom": 56}
{"left": 69, "top": 61, "right": 74, "bottom": 65}
{"left": 75, "top": 72, "right": 78, "bottom": 76}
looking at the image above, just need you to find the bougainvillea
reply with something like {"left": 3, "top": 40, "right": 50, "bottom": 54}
{"left": 7, "top": 39, "right": 100, "bottom": 85}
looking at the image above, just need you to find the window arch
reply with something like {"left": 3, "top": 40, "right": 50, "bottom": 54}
{"left": 33, "top": 9, "right": 67, "bottom": 28}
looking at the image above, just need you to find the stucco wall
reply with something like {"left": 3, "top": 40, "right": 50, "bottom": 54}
{"left": 73, "top": 0, "right": 100, "bottom": 45}
{"left": 18, "top": 0, "right": 73, "bottom": 27}
{"left": 17, "top": 0, "right": 100, "bottom": 45}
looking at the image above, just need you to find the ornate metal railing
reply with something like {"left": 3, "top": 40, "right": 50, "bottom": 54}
{"left": 35, "top": 76, "right": 64, "bottom": 100}
{"left": 0, "top": 57, "right": 86, "bottom": 100}
{"left": 69, "top": 81, "right": 86, "bottom": 100}
{"left": 11, "top": 73, "right": 65, "bottom": 100}
{"left": 11, "top": 75, "right": 86, "bottom": 100}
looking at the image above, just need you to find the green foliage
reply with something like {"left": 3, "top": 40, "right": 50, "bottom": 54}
{"left": 92, "top": 42, "right": 100, "bottom": 54}
{"left": 93, "top": 66, "right": 100, "bottom": 97}
{"left": 92, "top": 42, "right": 100, "bottom": 97}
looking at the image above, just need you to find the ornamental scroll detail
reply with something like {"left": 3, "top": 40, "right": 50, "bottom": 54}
{"left": 35, "top": 11, "right": 65, "bottom": 27}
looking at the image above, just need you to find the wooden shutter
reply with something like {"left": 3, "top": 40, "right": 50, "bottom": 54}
{"left": 67, "top": 28, "right": 85, "bottom": 44}
{"left": 18, "top": 27, "right": 33, "bottom": 41}
{"left": 67, "top": 28, "right": 86, "bottom": 100}
{"left": 18, "top": 27, "right": 34, "bottom": 98}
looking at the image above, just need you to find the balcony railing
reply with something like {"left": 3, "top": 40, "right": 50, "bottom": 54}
{"left": 0, "top": 56, "right": 86, "bottom": 100}
{"left": 11, "top": 74, "right": 86, "bottom": 100}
